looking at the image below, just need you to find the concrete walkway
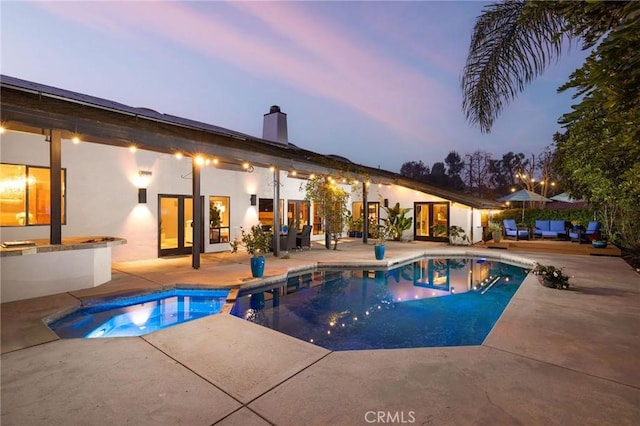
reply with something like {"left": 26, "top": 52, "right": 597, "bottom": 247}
{"left": 1, "top": 241, "right": 639, "bottom": 425}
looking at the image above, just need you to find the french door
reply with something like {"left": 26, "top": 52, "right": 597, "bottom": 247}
{"left": 414, "top": 202, "right": 450, "bottom": 242}
{"left": 159, "top": 195, "right": 203, "bottom": 257}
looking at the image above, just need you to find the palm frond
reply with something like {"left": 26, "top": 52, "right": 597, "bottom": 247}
{"left": 461, "top": 0, "right": 569, "bottom": 133}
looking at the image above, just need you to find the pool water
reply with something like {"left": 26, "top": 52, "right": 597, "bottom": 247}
{"left": 231, "top": 258, "right": 528, "bottom": 350}
{"left": 49, "top": 289, "right": 229, "bottom": 338}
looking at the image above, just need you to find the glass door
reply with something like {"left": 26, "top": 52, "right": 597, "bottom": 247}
{"left": 287, "top": 200, "right": 309, "bottom": 232}
{"left": 414, "top": 202, "right": 449, "bottom": 241}
{"left": 159, "top": 195, "right": 200, "bottom": 257}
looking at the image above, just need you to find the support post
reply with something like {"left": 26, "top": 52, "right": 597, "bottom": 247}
{"left": 49, "top": 130, "right": 62, "bottom": 244}
{"left": 192, "top": 156, "right": 201, "bottom": 269}
{"left": 273, "top": 167, "right": 281, "bottom": 256}
{"left": 362, "top": 182, "right": 368, "bottom": 244}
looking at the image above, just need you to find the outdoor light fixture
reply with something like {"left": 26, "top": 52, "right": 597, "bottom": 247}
{"left": 138, "top": 188, "right": 147, "bottom": 204}
{"left": 250, "top": 194, "right": 257, "bottom": 206}
{"left": 384, "top": 198, "right": 389, "bottom": 207}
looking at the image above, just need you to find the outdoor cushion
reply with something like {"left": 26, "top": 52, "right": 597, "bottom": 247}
{"left": 534, "top": 220, "right": 567, "bottom": 238}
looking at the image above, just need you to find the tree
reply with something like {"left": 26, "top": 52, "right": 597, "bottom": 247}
{"left": 444, "top": 151, "right": 466, "bottom": 190}
{"left": 553, "top": 109, "right": 640, "bottom": 249}
{"left": 463, "top": 151, "right": 493, "bottom": 197}
{"left": 303, "top": 176, "right": 350, "bottom": 250}
{"left": 426, "top": 162, "right": 449, "bottom": 187}
{"left": 489, "top": 151, "right": 526, "bottom": 195}
{"left": 461, "top": 0, "right": 632, "bottom": 134}
{"left": 399, "top": 161, "right": 430, "bottom": 182}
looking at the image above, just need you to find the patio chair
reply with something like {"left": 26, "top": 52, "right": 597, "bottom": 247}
{"left": 569, "top": 221, "right": 601, "bottom": 243}
{"left": 296, "top": 225, "right": 312, "bottom": 250}
{"left": 503, "top": 219, "right": 529, "bottom": 240}
{"left": 282, "top": 229, "right": 298, "bottom": 252}
{"left": 271, "top": 228, "right": 298, "bottom": 252}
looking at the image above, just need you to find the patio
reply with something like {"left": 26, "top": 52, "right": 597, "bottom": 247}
{"left": 1, "top": 240, "right": 639, "bottom": 425}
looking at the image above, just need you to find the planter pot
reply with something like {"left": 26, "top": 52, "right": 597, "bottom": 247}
{"left": 356, "top": 232, "right": 363, "bottom": 238}
{"left": 250, "top": 256, "right": 266, "bottom": 278}
{"left": 374, "top": 244, "right": 385, "bottom": 260}
{"left": 348, "top": 231, "right": 356, "bottom": 237}
{"left": 492, "top": 231, "right": 502, "bottom": 243}
{"left": 592, "top": 241, "right": 608, "bottom": 249}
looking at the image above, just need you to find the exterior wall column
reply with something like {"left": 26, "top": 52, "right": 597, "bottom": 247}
{"left": 273, "top": 166, "right": 281, "bottom": 256}
{"left": 49, "top": 129, "right": 62, "bottom": 244}
{"left": 192, "top": 156, "right": 201, "bottom": 269}
{"left": 362, "top": 182, "right": 368, "bottom": 244}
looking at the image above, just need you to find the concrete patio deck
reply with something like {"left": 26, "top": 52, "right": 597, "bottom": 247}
{"left": 1, "top": 240, "right": 639, "bottom": 425}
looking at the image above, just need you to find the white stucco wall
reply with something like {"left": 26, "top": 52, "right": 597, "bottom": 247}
{"left": 1, "top": 129, "right": 489, "bottom": 262}
{"left": 0, "top": 130, "right": 332, "bottom": 262}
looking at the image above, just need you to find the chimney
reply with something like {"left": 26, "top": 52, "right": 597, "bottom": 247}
{"left": 262, "top": 105, "right": 288, "bottom": 144}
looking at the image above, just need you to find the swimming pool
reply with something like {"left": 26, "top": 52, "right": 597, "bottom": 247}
{"left": 231, "top": 258, "right": 528, "bottom": 350}
{"left": 49, "top": 288, "right": 229, "bottom": 338}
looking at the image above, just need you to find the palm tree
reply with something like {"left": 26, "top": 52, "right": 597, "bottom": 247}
{"left": 461, "top": 0, "right": 630, "bottom": 134}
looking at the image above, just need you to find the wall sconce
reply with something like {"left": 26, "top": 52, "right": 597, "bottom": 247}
{"left": 138, "top": 188, "right": 147, "bottom": 204}
{"left": 383, "top": 198, "right": 389, "bottom": 207}
{"left": 250, "top": 194, "right": 257, "bottom": 206}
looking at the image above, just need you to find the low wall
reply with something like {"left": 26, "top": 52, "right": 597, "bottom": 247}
{"left": 1, "top": 237, "right": 126, "bottom": 303}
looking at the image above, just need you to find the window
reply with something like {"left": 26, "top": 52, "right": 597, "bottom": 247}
{"left": 257, "top": 198, "right": 284, "bottom": 232}
{"left": 0, "top": 163, "right": 66, "bottom": 226}
{"left": 209, "top": 196, "right": 230, "bottom": 244}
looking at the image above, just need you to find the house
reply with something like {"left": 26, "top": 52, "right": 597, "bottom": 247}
{"left": 0, "top": 75, "right": 501, "bottom": 301}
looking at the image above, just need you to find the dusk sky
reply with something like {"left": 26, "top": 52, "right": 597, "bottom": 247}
{"left": 1, "top": 1, "right": 589, "bottom": 173}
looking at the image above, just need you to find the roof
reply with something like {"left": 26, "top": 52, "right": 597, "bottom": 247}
{"left": 0, "top": 74, "right": 501, "bottom": 210}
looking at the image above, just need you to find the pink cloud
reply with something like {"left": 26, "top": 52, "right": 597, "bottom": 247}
{"left": 33, "top": 1, "right": 458, "bottom": 145}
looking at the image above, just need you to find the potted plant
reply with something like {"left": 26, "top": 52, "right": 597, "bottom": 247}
{"left": 382, "top": 202, "right": 413, "bottom": 241}
{"left": 488, "top": 221, "right": 502, "bottom": 242}
{"left": 353, "top": 217, "right": 364, "bottom": 238}
{"left": 431, "top": 223, "right": 448, "bottom": 239}
{"left": 346, "top": 211, "right": 356, "bottom": 237}
{"left": 531, "top": 263, "right": 571, "bottom": 289}
{"left": 448, "top": 225, "right": 470, "bottom": 246}
{"left": 240, "top": 224, "right": 272, "bottom": 278}
{"left": 370, "top": 221, "right": 392, "bottom": 260}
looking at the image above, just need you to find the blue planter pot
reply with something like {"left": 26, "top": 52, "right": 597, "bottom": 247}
{"left": 592, "top": 241, "right": 607, "bottom": 249}
{"left": 250, "top": 256, "right": 265, "bottom": 278}
{"left": 374, "top": 244, "right": 385, "bottom": 260}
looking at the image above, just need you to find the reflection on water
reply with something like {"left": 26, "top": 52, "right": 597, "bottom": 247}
{"left": 232, "top": 258, "right": 528, "bottom": 350}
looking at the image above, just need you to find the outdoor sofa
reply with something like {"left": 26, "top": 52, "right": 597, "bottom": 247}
{"left": 533, "top": 220, "right": 569, "bottom": 240}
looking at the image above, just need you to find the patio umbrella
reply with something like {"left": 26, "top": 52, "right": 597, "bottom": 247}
{"left": 498, "top": 189, "right": 551, "bottom": 221}
{"left": 550, "top": 192, "right": 583, "bottom": 203}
